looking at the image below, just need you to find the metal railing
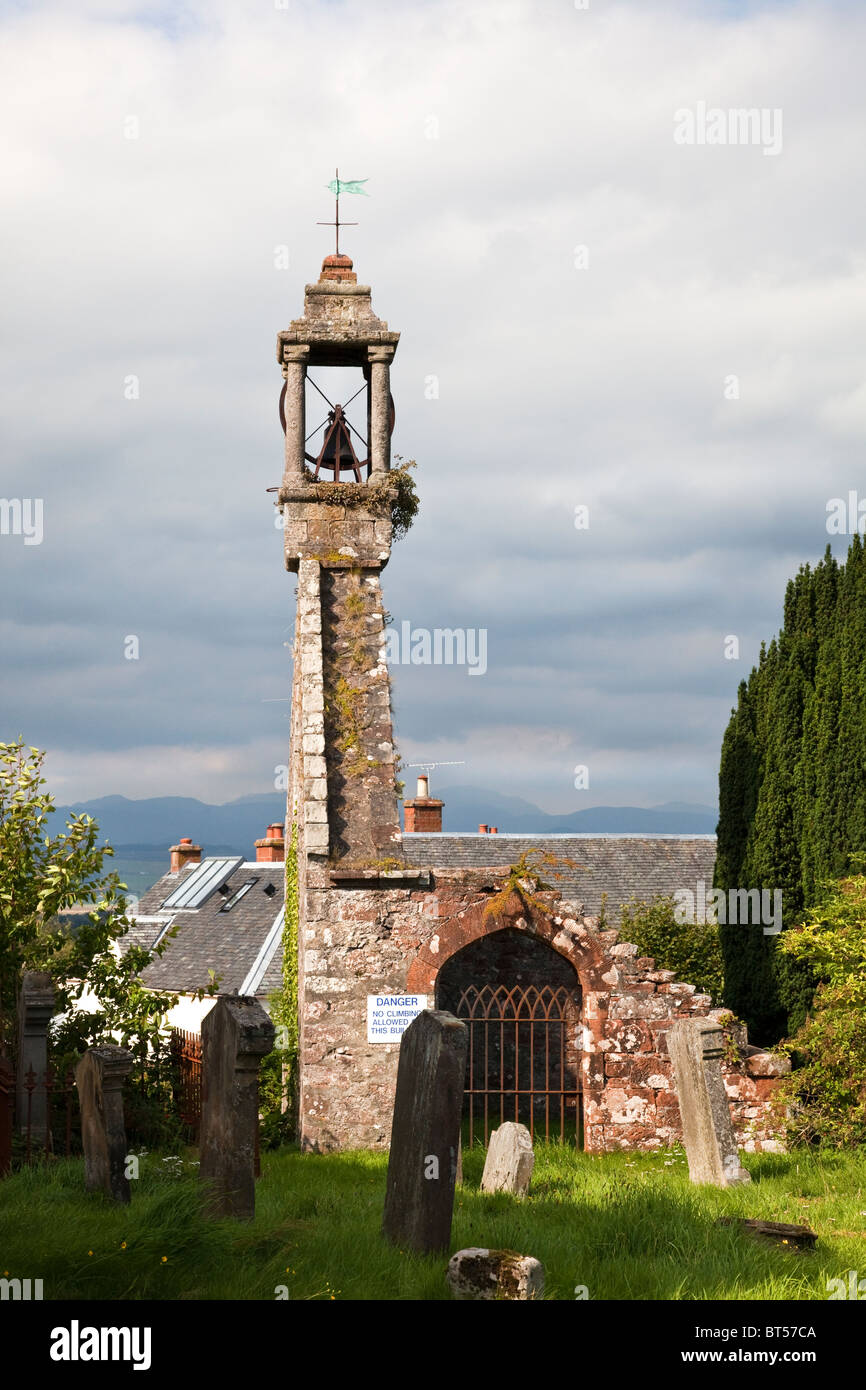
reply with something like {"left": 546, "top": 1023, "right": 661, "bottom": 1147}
{"left": 455, "top": 983, "right": 582, "bottom": 1146}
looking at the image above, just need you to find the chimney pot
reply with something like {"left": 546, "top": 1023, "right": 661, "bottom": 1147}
{"left": 255, "top": 823, "right": 286, "bottom": 863}
{"left": 490, "top": 826, "right": 498, "bottom": 834}
{"left": 478, "top": 824, "right": 488, "bottom": 834}
{"left": 170, "top": 838, "right": 202, "bottom": 872}
{"left": 416, "top": 774, "right": 429, "bottom": 798}
{"left": 403, "top": 786, "right": 445, "bottom": 834}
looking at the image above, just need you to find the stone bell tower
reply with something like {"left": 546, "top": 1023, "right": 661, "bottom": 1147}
{"left": 278, "top": 251, "right": 403, "bottom": 866}
{"left": 278, "top": 250, "right": 414, "bottom": 1148}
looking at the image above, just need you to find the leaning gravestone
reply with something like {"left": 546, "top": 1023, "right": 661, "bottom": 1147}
{"left": 447, "top": 1248, "right": 544, "bottom": 1301}
{"left": 16, "top": 971, "right": 54, "bottom": 1144}
{"left": 382, "top": 1010, "right": 468, "bottom": 1254}
{"left": 199, "top": 996, "right": 275, "bottom": 1221}
{"left": 668, "top": 1018, "right": 751, "bottom": 1187}
{"left": 75, "top": 1045, "right": 134, "bottom": 1203}
{"left": 481, "top": 1121, "right": 534, "bottom": 1196}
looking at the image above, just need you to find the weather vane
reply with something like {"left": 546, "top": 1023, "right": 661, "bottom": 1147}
{"left": 318, "top": 168, "right": 369, "bottom": 256}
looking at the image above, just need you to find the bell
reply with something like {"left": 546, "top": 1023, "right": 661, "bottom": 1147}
{"left": 309, "top": 404, "right": 369, "bottom": 482}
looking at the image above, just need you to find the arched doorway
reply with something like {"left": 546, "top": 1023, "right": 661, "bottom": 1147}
{"left": 437, "top": 928, "right": 583, "bottom": 1147}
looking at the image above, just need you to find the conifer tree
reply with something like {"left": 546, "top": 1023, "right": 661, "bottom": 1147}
{"left": 716, "top": 537, "right": 866, "bottom": 1040}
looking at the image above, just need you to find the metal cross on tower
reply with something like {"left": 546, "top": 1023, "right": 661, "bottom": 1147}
{"left": 317, "top": 167, "right": 362, "bottom": 256}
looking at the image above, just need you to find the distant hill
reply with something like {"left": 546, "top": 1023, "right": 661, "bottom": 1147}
{"left": 51, "top": 792, "right": 285, "bottom": 861}
{"left": 51, "top": 788, "right": 717, "bottom": 860}
{"left": 429, "top": 787, "right": 718, "bottom": 835}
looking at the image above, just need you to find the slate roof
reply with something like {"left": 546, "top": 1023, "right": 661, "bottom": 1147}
{"left": 401, "top": 834, "right": 717, "bottom": 922}
{"left": 131, "top": 861, "right": 285, "bottom": 997}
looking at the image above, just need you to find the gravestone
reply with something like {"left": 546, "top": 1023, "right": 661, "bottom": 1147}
{"left": 447, "top": 1248, "right": 544, "bottom": 1301}
{"left": 199, "top": 995, "right": 275, "bottom": 1220}
{"left": 718, "top": 1217, "right": 817, "bottom": 1250}
{"left": 382, "top": 1009, "right": 468, "bottom": 1254}
{"left": 75, "top": 1045, "right": 134, "bottom": 1203}
{"left": 480, "top": 1121, "right": 534, "bottom": 1196}
{"left": 668, "top": 1018, "right": 750, "bottom": 1187}
{"left": 16, "top": 972, "right": 55, "bottom": 1144}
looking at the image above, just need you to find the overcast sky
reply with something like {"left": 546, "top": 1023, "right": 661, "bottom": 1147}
{"left": 2, "top": 0, "right": 864, "bottom": 813}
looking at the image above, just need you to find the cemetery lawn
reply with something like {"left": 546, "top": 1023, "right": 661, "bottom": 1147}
{"left": 2, "top": 1143, "right": 864, "bottom": 1300}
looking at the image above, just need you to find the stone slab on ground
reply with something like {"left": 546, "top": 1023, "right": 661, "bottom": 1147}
{"left": 447, "top": 1248, "right": 544, "bottom": 1300}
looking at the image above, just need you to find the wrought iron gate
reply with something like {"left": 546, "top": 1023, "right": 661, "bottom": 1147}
{"left": 454, "top": 983, "right": 581, "bottom": 1146}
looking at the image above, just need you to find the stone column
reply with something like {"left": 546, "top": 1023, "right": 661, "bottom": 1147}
{"left": 16, "top": 971, "right": 54, "bottom": 1143}
{"left": 199, "top": 996, "right": 275, "bottom": 1220}
{"left": 75, "top": 1045, "right": 134, "bottom": 1203}
{"left": 283, "top": 344, "right": 310, "bottom": 483}
{"left": 668, "top": 1018, "right": 750, "bottom": 1187}
{"left": 0, "top": 1057, "right": 14, "bottom": 1178}
{"left": 368, "top": 345, "right": 394, "bottom": 476}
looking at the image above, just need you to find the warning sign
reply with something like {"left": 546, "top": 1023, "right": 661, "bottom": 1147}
{"left": 367, "top": 995, "right": 428, "bottom": 1044}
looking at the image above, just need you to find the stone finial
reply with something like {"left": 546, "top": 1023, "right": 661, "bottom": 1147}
{"left": 76, "top": 1045, "right": 135, "bottom": 1203}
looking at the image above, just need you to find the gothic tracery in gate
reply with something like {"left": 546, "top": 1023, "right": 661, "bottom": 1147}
{"left": 436, "top": 928, "right": 582, "bottom": 1146}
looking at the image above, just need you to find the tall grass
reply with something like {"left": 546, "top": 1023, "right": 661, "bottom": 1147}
{"left": 1, "top": 1144, "right": 864, "bottom": 1300}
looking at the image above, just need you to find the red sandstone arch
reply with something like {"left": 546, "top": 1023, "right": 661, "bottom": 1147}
{"left": 405, "top": 888, "right": 612, "bottom": 996}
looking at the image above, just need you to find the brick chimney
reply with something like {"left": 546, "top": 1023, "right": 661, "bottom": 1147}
{"left": 403, "top": 775, "right": 444, "bottom": 833}
{"left": 255, "top": 822, "right": 286, "bottom": 863}
{"left": 170, "top": 837, "right": 202, "bottom": 872}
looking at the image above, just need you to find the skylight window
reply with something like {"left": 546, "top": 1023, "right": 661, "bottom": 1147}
{"left": 161, "top": 857, "right": 243, "bottom": 910}
{"left": 219, "top": 880, "right": 257, "bottom": 913}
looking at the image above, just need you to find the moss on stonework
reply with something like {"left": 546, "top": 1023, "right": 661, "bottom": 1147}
{"left": 336, "top": 856, "right": 406, "bottom": 875}
{"left": 299, "top": 458, "right": 419, "bottom": 543}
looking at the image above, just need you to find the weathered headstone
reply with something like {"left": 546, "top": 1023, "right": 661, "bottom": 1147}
{"left": 382, "top": 1009, "right": 468, "bottom": 1254}
{"left": 718, "top": 1217, "right": 817, "bottom": 1251}
{"left": 480, "top": 1121, "right": 534, "bottom": 1196}
{"left": 16, "top": 972, "right": 55, "bottom": 1144}
{"left": 668, "top": 1018, "right": 751, "bottom": 1187}
{"left": 447, "top": 1248, "right": 544, "bottom": 1301}
{"left": 199, "top": 995, "right": 275, "bottom": 1220}
{"left": 75, "top": 1045, "right": 134, "bottom": 1203}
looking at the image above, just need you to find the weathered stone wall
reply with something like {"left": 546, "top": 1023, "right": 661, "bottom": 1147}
{"left": 295, "top": 867, "right": 786, "bottom": 1154}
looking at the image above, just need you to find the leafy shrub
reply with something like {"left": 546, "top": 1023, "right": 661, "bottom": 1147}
{"left": 617, "top": 896, "right": 725, "bottom": 1003}
{"left": 775, "top": 874, "right": 866, "bottom": 1147}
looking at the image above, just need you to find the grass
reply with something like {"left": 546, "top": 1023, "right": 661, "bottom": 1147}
{"left": 1, "top": 1143, "right": 865, "bottom": 1300}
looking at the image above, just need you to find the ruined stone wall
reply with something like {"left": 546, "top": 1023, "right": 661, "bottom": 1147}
{"left": 295, "top": 866, "right": 787, "bottom": 1155}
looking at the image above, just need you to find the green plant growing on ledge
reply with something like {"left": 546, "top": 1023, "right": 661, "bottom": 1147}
{"left": 483, "top": 849, "right": 581, "bottom": 922}
{"left": 387, "top": 458, "right": 419, "bottom": 541}
{"left": 774, "top": 873, "right": 866, "bottom": 1148}
{"left": 298, "top": 457, "right": 419, "bottom": 545}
